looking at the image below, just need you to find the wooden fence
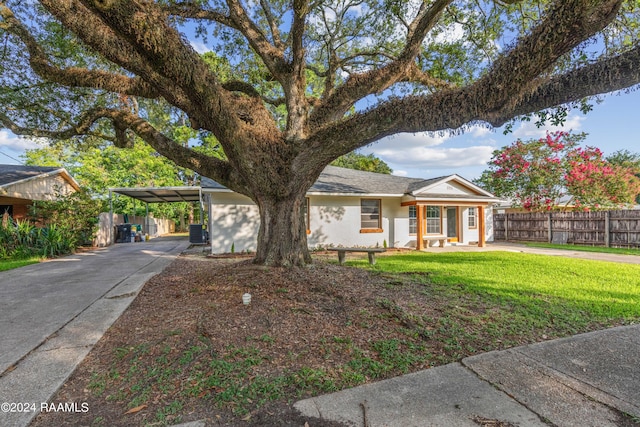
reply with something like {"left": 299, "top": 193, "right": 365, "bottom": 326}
{"left": 94, "top": 213, "right": 176, "bottom": 247}
{"left": 494, "top": 210, "right": 640, "bottom": 248}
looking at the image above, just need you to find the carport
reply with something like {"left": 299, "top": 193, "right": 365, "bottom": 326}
{"left": 108, "top": 186, "right": 207, "bottom": 243}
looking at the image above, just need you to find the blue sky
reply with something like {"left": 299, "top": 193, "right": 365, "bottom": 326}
{"left": 359, "top": 88, "right": 640, "bottom": 180}
{"left": 1, "top": 88, "right": 638, "bottom": 181}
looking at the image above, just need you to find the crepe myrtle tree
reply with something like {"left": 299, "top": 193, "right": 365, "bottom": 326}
{"left": 476, "top": 132, "right": 640, "bottom": 211}
{"left": 1, "top": 1, "right": 640, "bottom": 266}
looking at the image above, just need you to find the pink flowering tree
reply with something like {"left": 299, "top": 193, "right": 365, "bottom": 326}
{"left": 476, "top": 132, "right": 640, "bottom": 211}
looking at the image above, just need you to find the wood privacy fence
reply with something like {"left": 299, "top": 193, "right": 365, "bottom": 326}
{"left": 94, "top": 213, "right": 176, "bottom": 247}
{"left": 494, "top": 210, "right": 640, "bottom": 247}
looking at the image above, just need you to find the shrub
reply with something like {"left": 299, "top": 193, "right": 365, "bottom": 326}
{"left": 0, "top": 190, "right": 105, "bottom": 260}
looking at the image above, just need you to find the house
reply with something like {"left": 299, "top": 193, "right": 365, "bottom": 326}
{"left": 0, "top": 164, "right": 80, "bottom": 220}
{"left": 202, "top": 166, "right": 500, "bottom": 253}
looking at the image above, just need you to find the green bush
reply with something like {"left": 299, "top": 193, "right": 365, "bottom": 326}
{"left": 0, "top": 190, "right": 105, "bottom": 260}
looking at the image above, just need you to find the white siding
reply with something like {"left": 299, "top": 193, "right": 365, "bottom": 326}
{"left": 207, "top": 191, "right": 495, "bottom": 253}
{"left": 209, "top": 193, "right": 260, "bottom": 253}
{"left": 4, "top": 175, "right": 76, "bottom": 201}
{"left": 420, "top": 181, "right": 469, "bottom": 196}
{"left": 307, "top": 196, "right": 396, "bottom": 248}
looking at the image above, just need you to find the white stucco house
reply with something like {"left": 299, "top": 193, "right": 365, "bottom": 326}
{"left": 202, "top": 166, "right": 500, "bottom": 254}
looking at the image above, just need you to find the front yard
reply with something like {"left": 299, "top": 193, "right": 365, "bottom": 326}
{"left": 31, "top": 251, "right": 640, "bottom": 427}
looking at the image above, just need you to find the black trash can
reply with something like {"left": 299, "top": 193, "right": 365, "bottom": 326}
{"left": 116, "top": 224, "right": 132, "bottom": 243}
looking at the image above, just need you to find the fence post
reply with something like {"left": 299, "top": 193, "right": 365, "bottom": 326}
{"left": 605, "top": 211, "right": 610, "bottom": 247}
{"left": 548, "top": 212, "right": 552, "bottom": 243}
{"left": 504, "top": 214, "right": 509, "bottom": 241}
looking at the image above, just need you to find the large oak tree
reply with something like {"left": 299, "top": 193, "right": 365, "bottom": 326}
{"left": 1, "top": 0, "right": 640, "bottom": 265}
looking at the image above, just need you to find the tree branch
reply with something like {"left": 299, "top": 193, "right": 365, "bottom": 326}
{"left": 309, "top": 0, "right": 453, "bottom": 127}
{"left": 0, "top": 105, "right": 245, "bottom": 192}
{"left": 162, "top": 2, "right": 238, "bottom": 29}
{"left": 283, "top": 0, "right": 309, "bottom": 139}
{"left": 39, "top": 0, "right": 246, "bottom": 146}
{"left": 306, "top": 0, "right": 631, "bottom": 161}
{"left": 259, "top": 0, "right": 283, "bottom": 49}
{"left": 0, "top": 3, "right": 159, "bottom": 98}
{"left": 221, "top": 80, "right": 286, "bottom": 106}
{"left": 225, "top": 0, "right": 288, "bottom": 80}
{"left": 488, "top": 44, "right": 640, "bottom": 127}
{"left": 0, "top": 107, "right": 114, "bottom": 141}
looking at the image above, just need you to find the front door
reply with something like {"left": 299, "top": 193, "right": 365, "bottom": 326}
{"left": 446, "top": 207, "right": 458, "bottom": 242}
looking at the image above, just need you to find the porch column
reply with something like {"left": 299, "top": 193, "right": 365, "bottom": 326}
{"left": 416, "top": 205, "right": 424, "bottom": 250}
{"left": 478, "top": 205, "right": 486, "bottom": 247}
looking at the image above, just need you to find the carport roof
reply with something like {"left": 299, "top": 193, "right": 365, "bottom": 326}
{"left": 110, "top": 186, "right": 202, "bottom": 203}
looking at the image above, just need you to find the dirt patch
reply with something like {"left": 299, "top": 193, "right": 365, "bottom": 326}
{"left": 28, "top": 252, "right": 634, "bottom": 427}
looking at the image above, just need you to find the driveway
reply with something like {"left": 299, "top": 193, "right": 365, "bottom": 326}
{"left": 0, "top": 236, "right": 189, "bottom": 427}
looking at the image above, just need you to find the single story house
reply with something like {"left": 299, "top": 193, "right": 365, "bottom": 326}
{"left": 202, "top": 166, "right": 500, "bottom": 253}
{"left": 0, "top": 164, "right": 80, "bottom": 220}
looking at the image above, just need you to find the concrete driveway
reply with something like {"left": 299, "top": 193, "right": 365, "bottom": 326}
{"left": 0, "top": 236, "right": 189, "bottom": 427}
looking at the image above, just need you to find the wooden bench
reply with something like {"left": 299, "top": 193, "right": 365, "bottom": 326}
{"left": 328, "top": 248, "right": 386, "bottom": 265}
{"left": 423, "top": 236, "right": 447, "bottom": 248}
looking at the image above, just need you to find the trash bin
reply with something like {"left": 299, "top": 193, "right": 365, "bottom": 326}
{"left": 116, "top": 224, "right": 132, "bottom": 243}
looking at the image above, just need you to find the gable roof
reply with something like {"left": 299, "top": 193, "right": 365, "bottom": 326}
{"left": 0, "top": 164, "right": 80, "bottom": 190}
{"left": 410, "top": 174, "right": 496, "bottom": 198}
{"left": 202, "top": 165, "right": 497, "bottom": 200}
{"left": 307, "top": 166, "right": 443, "bottom": 195}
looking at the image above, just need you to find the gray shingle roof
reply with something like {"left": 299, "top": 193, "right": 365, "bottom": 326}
{"left": 309, "top": 166, "right": 444, "bottom": 194}
{"left": 0, "top": 164, "right": 61, "bottom": 187}
{"left": 201, "top": 165, "right": 450, "bottom": 196}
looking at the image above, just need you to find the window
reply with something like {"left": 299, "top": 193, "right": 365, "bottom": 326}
{"left": 426, "top": 206, "right": 441, "bottom": 234}
{"left": 468, "top": 207, "right": 477, "bottom": 229}
{"left": 409, "top": 206, "right": 417, "bottom": 234}
{"left": 361, "top": 199, "right": 381, "bottom": 231}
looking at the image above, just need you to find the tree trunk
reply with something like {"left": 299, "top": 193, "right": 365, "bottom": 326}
{"left": 253, "top": 193, "right": 312, "bottom": 267}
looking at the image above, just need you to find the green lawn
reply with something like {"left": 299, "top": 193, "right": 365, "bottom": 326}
{"left": 0, "top": 257, "right": 42, "bottom": 272}
{"left": 525, "top": 242, "right": 640, "bottom": 256}
{"left": 75, "top": 251, "right": 640, "bottom": 423}
{"left": 348, "top": 251, "right": 640, "bottom": 321}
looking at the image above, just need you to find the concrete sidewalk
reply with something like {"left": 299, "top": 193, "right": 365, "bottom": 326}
{"left": 295, "top": 323, "right": 640, "bottom": 426}
{"left": 0, "top": 236, "right": 190, "bottom": 427}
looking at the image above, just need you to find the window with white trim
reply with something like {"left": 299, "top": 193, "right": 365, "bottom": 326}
{"left": 426, "top": 206, "right": 441, "bottom": 234}
{"left": 409, "top": 205, "right": 417, "bottom": 234}
{"left": 361, "top": 199, "right": 381, "bottom": 230}
{"left": 468, "top": 207, "right": 477, "bottom": 229}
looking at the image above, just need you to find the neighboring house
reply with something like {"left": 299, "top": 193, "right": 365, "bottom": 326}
{"left": 493, "top": 196, "right": 579, "bottom": 214}
{"left": 0, "top": 164, "right": 80, "bottom": 220}
{"left": 202, "top": 166, "right": 501, "bottom": 253}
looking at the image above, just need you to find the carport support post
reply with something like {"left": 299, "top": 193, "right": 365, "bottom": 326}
{"left": 416, "top": 204, "right": 424, "bottom": 250}
{"left": 478, "top": 206, "right": 486, "bottom": 247}
{"left": 145, "top": 203, "right": 149, "bottom": 237}
{"left": 109, "top": 190, "right": 114, "bottom": 245}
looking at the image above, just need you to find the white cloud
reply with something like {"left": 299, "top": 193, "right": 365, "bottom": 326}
{"left": 392, "top": 170, "right": 408, "bottom": 177}
{"left": 432, "top": 22, "right": 465, "bottom": 44}
{"left": 512, "top": 114, "right": 585, "bottom": 139}
{"left": 469, "top": 125, "right": 493, "bottom": 139}
{"left": 189, "top": 40, "right": 210, "bottom": 54}
{"left": 374, "top": 145, "right": 495, "bottom": 169}
{"left": 370, "top": 132, "right": 450, "bottom": 152}
{"left": 0, "top": 130, "right": 40, "bottom": 151}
